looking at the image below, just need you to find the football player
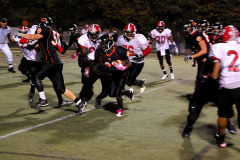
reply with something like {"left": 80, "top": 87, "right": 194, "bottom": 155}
{"left": 117, "top": 23, "right": 151, "bottom": 93}
{"left": 182, "top": 20, "right": 236, "bottom": 138}
{"left": 150, "top": 21, "right": 178, "bottom": 80}
{"left": 210, "top": 25, "right": 240, "bottom": 148}
{"left": 62, "top": 24, "right": 81, "bottom": 58}
{"left": 87, "top": 34, "right": 132, "bottom": 116}
{"left": 22, "top": 17, "right": 82, "bottom": 111}
{"left": 209, "top": 22, "right": 222, "bottom": 45}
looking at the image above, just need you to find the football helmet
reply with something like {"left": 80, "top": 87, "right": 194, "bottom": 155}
{"left": 221, "top": 25, "right": 239, "bottom": 43}
{"left": 99, "top": 34, "right": 114, "bottom": 53}
{"left": 200, "top": 19, "right": 209, "bottom": 31}
{"left": 68, "top": 24, "right": 77, "bottom": 35}
{"left": 87, "top": 24, "right": 101, "bottom": 42}
{"left": 38, "top": 17, "right": 52, "bottom": 28}
{"left": 157, "top": 21, "right": 165, "bottom": 32}
{"left": 19, "top": 26, "right": 28, "bottom": 33}
{"left": 212, "top": 22, "right": 222, "bottom": 35}
{"left": 124, "top": 23, "right": 137, "bottom": 40}
{"left": 185, "top": 20, "right": 197, "bottom": 33}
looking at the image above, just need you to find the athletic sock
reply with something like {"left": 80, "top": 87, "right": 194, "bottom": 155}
{"left": 39, "top": 91, "right": 46, "bottom": 100}
{"left": 169, "top": 66, "right": 173, "bottom": 73}
{"left": 163, "top": 69, "right": 167, "bottom": 75}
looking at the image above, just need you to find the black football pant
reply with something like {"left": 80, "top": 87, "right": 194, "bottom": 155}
{"left": 79, "top": 68, "right": 111, "bottom": 101}
{"left": 157, "top": 49, "right": 172, "bottom": 66}
{"left": 34, "top": 63, "right": 66, "bottom": 102}
{"left": 126, "top": 62, "right": 144, "bottom": 87}
{"left": 186, "top": 78, "right": 218, "bottom": 127}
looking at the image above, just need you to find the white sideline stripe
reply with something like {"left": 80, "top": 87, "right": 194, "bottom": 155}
{"left": 0, "top": 77, "right": 193, "bottom": 140}
{"left": 0, "top": 108, "right": 93, "bottom": 140}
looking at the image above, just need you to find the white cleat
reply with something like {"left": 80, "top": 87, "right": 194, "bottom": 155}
{"left": 171, "top": 73, "right": 175, "bottom": 79}
{"left": 116, "top": 109, "right": 123, "bottom": 117}
{"left": 161, "top": 74, "right": 168, "bottom": 80}
{"left": 140, "top": 79, "right": 146, "bottom": 93}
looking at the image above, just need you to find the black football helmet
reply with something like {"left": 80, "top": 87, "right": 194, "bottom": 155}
{"left": 99, "top": 34, "right": 114, "bottom": 53}
{"left": 200, "top": 19, "right": 209, "bottom": 31}
{"left": 38, "top": 17, "right": 52, "bottom": 28}
{"left": 185, "top": 20, "right": 197, "bottom": 33}
{"left": 212, "top": 22, "right": 222, "bottom": 35}
{"left": 68, "top": 24, "right": 77, "bottom": 35}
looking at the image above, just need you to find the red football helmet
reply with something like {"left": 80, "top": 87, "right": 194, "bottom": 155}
{"left": 19, "top": 26, "right": 28, "bottom": 33}
{"left": 221, "top": 25, "right": 239, "bottom": 43}
{"left": 87, "top": 24, "right": 101, "bottom": 42}
{"left": 124, "top": 23, "right": 137, "bottom": 40}
{"left": 157, "top": 21, "right": 165, "bottom": 32}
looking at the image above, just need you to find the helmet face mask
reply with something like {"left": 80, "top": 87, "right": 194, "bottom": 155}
{"left": 212, "top": 22, "right": 222, "bottom": 35}
{"left": 124, "top": 23, "right": 136, "bottom": 40}
{"left": 68, "top": 24, "right": 77, "bottom": 35}
{"left": 87, "top": 24, "right": 101, "bottom": 42}
{"left": 157, "top": 21, "right": 165, "bottom": 33}
{"left": 99, "top": 35, "right": 114, "bottom": 53}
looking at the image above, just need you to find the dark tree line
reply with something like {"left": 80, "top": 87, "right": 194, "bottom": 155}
{"left": 1, "top": 0, "right": 240, "bottom": 35}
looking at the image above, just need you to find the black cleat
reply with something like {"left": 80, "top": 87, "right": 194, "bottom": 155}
{"left": 8, "top": 67, "right": 16, "bottom": 73}
{"left": 95, "top": 98, "right": 102, "bottom": 109}
{"left": 32, "top": 98, "right": 49, "bottom": 108}
{"left": 28, "top": 92, "right": 34, "bottom": 103}
{"left": 227, "top": 121, "right": 236, "bottom": 135}
{"left": 58, "top": 100, "right": 73, "bottom": 106}
{"left": 182, "top": 126, "right": 193, "bottom": 138}
{"left": 22, "top": 78, "right": 31, "bottom": 82}
{"left": 128, "top": 88, "right": 134, "bottom": 101}
{"left": 76, "top": 100, "right": 86, "bottom": 115}
{"left": 215, "top": 134, "right": 227, "bottom": 148}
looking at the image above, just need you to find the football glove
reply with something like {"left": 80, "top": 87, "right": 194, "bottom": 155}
{"left": 132, "top": 54, "right": 144, "bottom": 60}
{"left": 83, "top": 67, "right": 90, "bottom": 77}
{"left": 72, "top": 52, "right": 77, "bottom": 59}
{"left": 112, "top": 60, "right": 128, "bottom": 71}
{"left": 184, "top": 55, "right": 192, "bottom": 63}
{"left": 174, "top": 46, "right": 179, "bottom": 54}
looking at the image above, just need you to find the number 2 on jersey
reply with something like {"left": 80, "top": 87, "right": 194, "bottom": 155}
{"left": 228, "top": 50, "right": 239, "bottom": 72}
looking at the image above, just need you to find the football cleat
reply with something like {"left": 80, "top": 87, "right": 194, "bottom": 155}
{"left": 95, "top": 98, "right": 102, "bottom": 109}
{"left": 128, "top": 88, "right": 134, "bottom": 101}
{"left": 170, "top": 73, "right": 175, "bottom": 80}
{"left": 161, "top": 74, "right": 168, "bottom": 80}
{"left": 32, "top": 98, "right": 49, "bottom": 108}
{"left": 215, "top": 134, "right": 227, "bottom": 148}
{"left": 182, "top": 126, "right": 193, "bottom": 138}
{"left": 8, "top": 67, "right": 16, "bottom": 73}
{"left": 227, "top": 121, "right": 236, "bottom": 135}
{"left": 28, "top": 92, "right": 34, "bottom": 103}
{"left": 140, "top": 79, "right": 146, "bottom": 93}
{"left": 58, "top": 100, "right": 73, "bottom": 106}
{"left": 116, "top": 109, "right": 123, "bottom": 117}
{"left": 76, "top": 100, "right": 87, "bottom": 115}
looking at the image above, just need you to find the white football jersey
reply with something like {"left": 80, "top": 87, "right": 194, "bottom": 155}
{"left": 15, "top": 38, "right": 37, "bottom": 61}
{"left": 151, "top": 28, "right": 172, "bottom": 52}
{"left": 78, "top": 34, "right": 98, "bottom": 53}
{"left": 117, "top": 34, "right": 148, "bottom": 63}
{"left": 209, "top": 41, "right": 240, "bottom": 89}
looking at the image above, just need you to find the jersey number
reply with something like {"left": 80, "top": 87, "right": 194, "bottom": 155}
{"left": 156, "top": 36, "right": 166, "bottom": 43}
{"left": 228, "top": 50, "right": 239, "bottom": 72}
{"left": 123, "top": 45, "right": 134, "bottom": 56}
{"left": 51, "top": 31, "right": 59, "bottom": 46}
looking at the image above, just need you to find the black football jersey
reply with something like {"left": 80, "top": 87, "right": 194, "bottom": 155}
{"left": 36, "top": 26, "right": 62, "bottom": 64}
{"left": 68, "top": 33, "right": 81, "bottom": 48}
{"left": 190, "top": 31, "right": 209, "bottom": 60}
{"left": 94, "top": 46, "right": 129, "bottom": 73}
{"left": 209, "top": 35, "right": 222, "bottom": 44}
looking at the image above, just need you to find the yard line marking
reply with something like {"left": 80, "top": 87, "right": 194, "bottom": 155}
{"left": 0, "top": 108, "right": 93, "bottom": 140}
{"left": 0, "top": 77, "right": 193, "bottom": 140}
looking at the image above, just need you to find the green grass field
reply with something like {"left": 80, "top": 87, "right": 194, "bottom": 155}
{"left": 0, "top": 49, "right": 240, "bottom": 160}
